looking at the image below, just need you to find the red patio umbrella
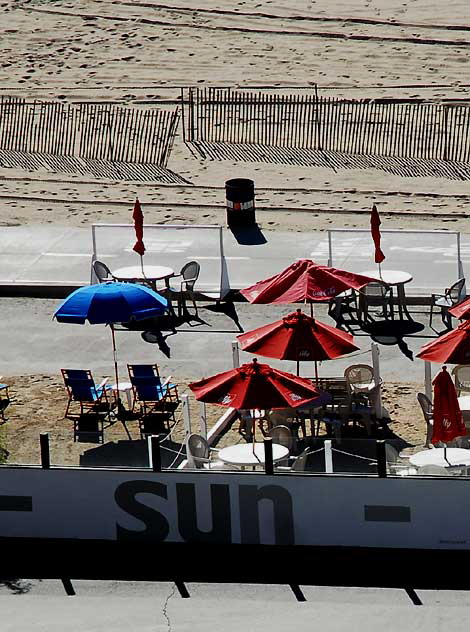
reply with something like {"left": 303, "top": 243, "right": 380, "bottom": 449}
{"left": 132, "top": 198, "right": 146, "bottom": 273}
{"left": 449, "top": 296, "right": 470, "bottom": 320}
{"left": 189, "top": 358, "right": 322, "bottom": 411}
{"left": 370, "top": 204, "right": 385, "bottom": 267}
{"left": 416, "top": 320, "right": 470, "bottom": 365}
{"left": 240, "top": 259, "right": 375, "bottom": 314}
{"left": 431, "top": 366, "right": 466, "bottom": 445}
{"left": 237, "top": 309, "right": 359, "bottom": 378}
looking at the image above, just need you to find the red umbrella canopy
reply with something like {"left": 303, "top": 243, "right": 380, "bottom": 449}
{"left": 188, "top": 358, "right": 322, "bottom": 410}
{"left": 240, "top": 259, "right": 375, "bottom": 304}
{"left": 416, "top": 320, "right": 470, "bottom": 365}
{"left": 132, "top": 198, "right": 145, "bottom": 257}
{"left": 370, "top": 204, "right": 385, "bottom": 264}
{"left": 431, "top": 366, "right": 466, "bottom": 445}
{"left": 237, "top": 309, "right": 359, "bottom": 362}
{"left": 449, "top": 296, "right": 470, "bottom": 320}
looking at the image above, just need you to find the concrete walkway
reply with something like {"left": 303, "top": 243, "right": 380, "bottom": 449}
{"left": 0, "top": 224, "right": 467, "bottom": 297}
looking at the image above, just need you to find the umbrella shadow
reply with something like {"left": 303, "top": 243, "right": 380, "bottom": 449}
{"left": 359, "top": 318, "right": 425, "bottom": 360}
{"left": 79, "top": 437, "right": 185, "bottom": 468}
{"left": 203, "top": 300, "right": 244, "bottom": 332}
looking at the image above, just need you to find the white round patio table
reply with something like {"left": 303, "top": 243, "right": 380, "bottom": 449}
{"left": 361, "top": 270, "right": 413, "bottom": 286}
{"left": 360, "top": 269, "right": 413, "bottom": 320}
{"left": 409, "top": 448, "right": 470, "bottom": 468}
{"left": 113, "top": 265, "right": 174, "bottom": 285}
{"left": 218, "top": 443, "right": 289, "bottom": 468}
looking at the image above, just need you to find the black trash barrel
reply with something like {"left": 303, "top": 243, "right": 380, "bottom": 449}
{"left": 225, "top": 178, "right": 256, "bottom": 227}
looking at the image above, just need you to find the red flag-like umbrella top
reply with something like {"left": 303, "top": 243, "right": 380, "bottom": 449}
{"left": 416, "top": 320, "right": 470, "bottom": 365}
{"left": 132, "top": 198, "right": 146, "bottom": 257}
{"left": 237, "top": 309, "right": 359, "bottom": 362}
{"left": 370, "top": 205, "right": 385, "bottom": 264}
{"left": 431, "top": 366, "right": 466, "bottom": 444}
{"left": 188, "top": 358, "right": 321, "bottom": 410}
{"left": 240, "top": 259, "right": 376, "bottom": 304}
{"left": 449, "top": 296, "right": 470, "bottom": 320}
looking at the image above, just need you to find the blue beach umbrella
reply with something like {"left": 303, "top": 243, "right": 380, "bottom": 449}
{"left": 54, "top": 282, "right": 168, "bottom": 403}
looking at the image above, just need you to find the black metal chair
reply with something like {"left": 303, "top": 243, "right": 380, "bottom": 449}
{"left": 358, "top": 281, "right": 394, "bottom": 322}
{"left": 170, "top": 261, "right": 201, "bottom": 318}
{"left": 429, "top": 278, "right": 466, "bottom": 329}
{"left": 92, "top": 260, "right": 115, "bottom": 283}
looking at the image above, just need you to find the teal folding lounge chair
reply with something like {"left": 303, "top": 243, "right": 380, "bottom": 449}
{"left": 61, "top": 369, "right": 112, "bottom": 418}
{"left": 128, "top": 364, "right": 179, "bottom": 426}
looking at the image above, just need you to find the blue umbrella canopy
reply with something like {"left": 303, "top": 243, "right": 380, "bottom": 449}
{"left": 54, "top": 281, "right": 167, "bottom": 324}
{"left": 54, "top": 282, "right": 168, "bottom": 416}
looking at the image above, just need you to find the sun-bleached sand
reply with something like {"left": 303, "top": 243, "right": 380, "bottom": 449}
{"left": 0, "top": 0, "right": 468, "bottom": 463}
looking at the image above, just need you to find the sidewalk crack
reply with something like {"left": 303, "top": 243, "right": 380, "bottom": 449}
{"left": 162, "top": 583, "right": 177, "bottom": 632}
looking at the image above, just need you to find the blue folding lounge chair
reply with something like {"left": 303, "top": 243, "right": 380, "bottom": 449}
{"left": 127, "top": 364, "right": 179, "bottom": 424}
{"left": 61, "top": 369, "right": 112, "bottom": 418}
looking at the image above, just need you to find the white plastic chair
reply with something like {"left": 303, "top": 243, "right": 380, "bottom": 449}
{"left": 186, "top": 433, "right": 230, "bottom": 470}
{"left": 385, "top": 444, "right": 417, "bottom": 476}
{"left": 452, "top": 365, "right": 470, "bottom": 397}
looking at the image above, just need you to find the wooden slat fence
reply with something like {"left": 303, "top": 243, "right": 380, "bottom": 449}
{"left": 0, "top": 97, "right": 186, "bottom": 183}
{"left": 183, "top": 88, "right": 470, "bottom": 179}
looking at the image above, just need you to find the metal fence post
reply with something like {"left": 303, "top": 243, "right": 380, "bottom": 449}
{"left": 232, "top": 340, "right": 240, "bottom": 368}
{"left": 324, "top": 439, "right": 333, "bottom": 473}
{"left": 376, "top": 440, "right": 387, "bottom": 478}
{"left": 148, "top": 435, "right": 161, "bottom": 472}
{"left": 40, "top": 432, "right": 50, "bottom": 469}
{"left": 264, "top": 438, "right": 273, "bottom": 475}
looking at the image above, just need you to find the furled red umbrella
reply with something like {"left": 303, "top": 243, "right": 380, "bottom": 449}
{"left": 416, "top": 320, "right": 470, "bottom": 365}
{"left": 449, "top": 296, "right": 470, "bottom": 320}
{"left": 431, "top": 366, "right": 466, "bottom": 445}
{"left": 370, "top": 204, "right": 385, "bottom": 268}
{"left": 189, "top": 358, "right": 322, "bottom": 410}
{"left": 237, "top": 308, "right": 359, "bottom": 379}
{"left": 240, "top": 259, "right": 375, "bottom": 315}
{"left": 132, "top": 198, "right": 146, "bottom": 273}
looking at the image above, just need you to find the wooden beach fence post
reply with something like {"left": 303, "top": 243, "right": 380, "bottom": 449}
{"left": 371, "top": 342, "right": 383, "bottom": 418}
{"left": 424, "top": 361, "right": 433, "bottom": 403}
{"left": 199, "top": 401, "right": 207, "bottom": 440}
{"left": 182, "top": 394, "right": 191, "bottom": 437}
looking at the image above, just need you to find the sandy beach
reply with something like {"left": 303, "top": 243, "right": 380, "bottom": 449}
{"left": 0, "top": 0, "right": 469, "bottom": 464}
